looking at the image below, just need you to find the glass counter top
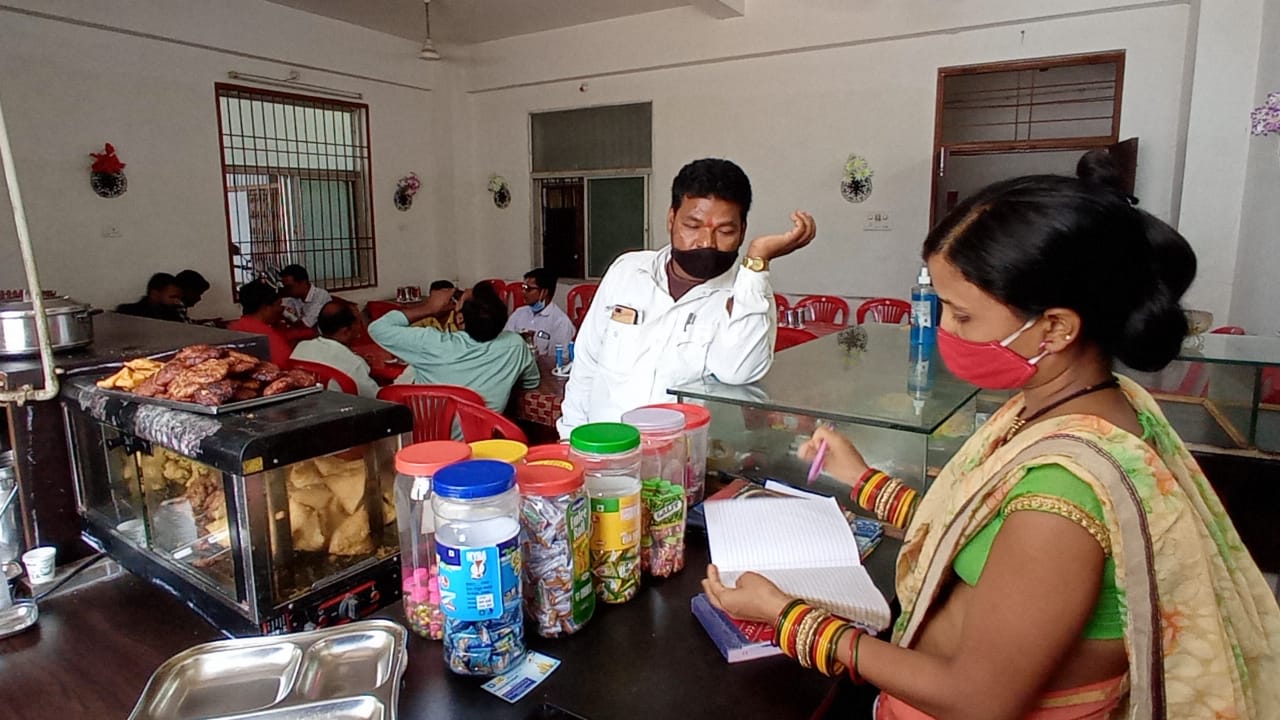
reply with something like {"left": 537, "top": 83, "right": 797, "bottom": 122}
{"left": 669, "top": 324, "right": 979, "bottom": 434}
{"left": 1178, "top": 334, "right": 1280, "bottom": 367}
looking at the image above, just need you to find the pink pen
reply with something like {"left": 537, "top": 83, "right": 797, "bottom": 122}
{"left": 806, "top": 438, "right": 828, "bottom": 485}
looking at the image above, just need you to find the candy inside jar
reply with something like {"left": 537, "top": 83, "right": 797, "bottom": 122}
{"left": 516, "top": 461, "right": 594, "bottom": 637}
{"left": 432, "top": 460, "right": 525, "bottom": 676}
{"left": 569, "top": 423, "right": 642, "bottom": 605}
{"left": 393, "top": 441, "right": 472, "bottom": 640}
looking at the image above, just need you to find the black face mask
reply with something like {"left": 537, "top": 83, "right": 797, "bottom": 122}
{"left": 671, "top": 247, "right": 739, "bottom": 280}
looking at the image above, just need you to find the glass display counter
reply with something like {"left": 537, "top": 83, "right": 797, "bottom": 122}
{"left": 670, "top": 325, "right": 981, "bottom": 502}
{"left": 1128, "top": 333, "right": 1280, "bottom": 454}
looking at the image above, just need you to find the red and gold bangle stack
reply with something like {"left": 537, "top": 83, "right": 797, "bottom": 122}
{"left": 774, "top": 600, "right": 860, "bottom": 677}
{"left": 851, "top": 468, "right": 920, "bottom": 529}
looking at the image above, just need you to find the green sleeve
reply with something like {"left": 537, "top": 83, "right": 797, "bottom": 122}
{"left": 1006, "top": 464, "right": 1105, "bottom": 524}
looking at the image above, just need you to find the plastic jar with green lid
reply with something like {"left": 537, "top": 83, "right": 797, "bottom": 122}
{"left": 569, "top": 423, "right": 642, "bottom": 604}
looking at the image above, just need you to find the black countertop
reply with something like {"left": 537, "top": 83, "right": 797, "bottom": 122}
{"left": 0, "top": 534, "right": 899, "bottom": 720}
{"left": 0, "top": 312, "right": 268, "bottom": 390}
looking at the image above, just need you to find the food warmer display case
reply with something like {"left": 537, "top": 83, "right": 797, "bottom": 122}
{"left": 61, "top": 376, "right": 413, "bottom": 636}
{"left": 670, "top": 325, "right": 984, "bottom": 505}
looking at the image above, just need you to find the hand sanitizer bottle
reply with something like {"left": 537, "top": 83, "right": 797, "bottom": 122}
{"left": 909, "top": 266, "right": 939, "bottom": 347}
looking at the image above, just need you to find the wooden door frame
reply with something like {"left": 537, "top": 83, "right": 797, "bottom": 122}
{"left": 929, "top": 50, "right": 1126, "bottom": 227}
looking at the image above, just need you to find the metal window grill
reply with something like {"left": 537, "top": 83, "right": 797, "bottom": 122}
{"left": 216, "top": 84, "right": 377, "bottom": 292}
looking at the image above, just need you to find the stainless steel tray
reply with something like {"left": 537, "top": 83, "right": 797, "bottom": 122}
{"left": 128, "top": 619, "right": 408, "bottom": 720}
{"left": 95, "top": 383, "right": 322, "bottom": 415}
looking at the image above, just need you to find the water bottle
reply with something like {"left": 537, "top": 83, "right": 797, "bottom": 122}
{"left": 555, "top": 344, "right": 565, "bottom": 369}
{"left": 907, "top": 340, "right": 936, "bottom": 416}
{"left": 910, "top": 266, "right": 939, "bottom": 347}
{"left": 567, "top": 341, "right": 575, "bottom": 364}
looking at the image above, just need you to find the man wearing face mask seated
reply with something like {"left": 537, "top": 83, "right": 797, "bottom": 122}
{"left": 557, "top": 158, "right": 817, "bottom": 438}
{"left": 504, "top": 268, "right": 576, "bottom": 359}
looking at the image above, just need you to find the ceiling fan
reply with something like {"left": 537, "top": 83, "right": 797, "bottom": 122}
{"left": 419, "top": 0, "right": 441, "bottom": 61}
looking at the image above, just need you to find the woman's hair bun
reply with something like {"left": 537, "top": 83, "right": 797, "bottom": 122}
{"left": 1077, "top": 148, "right": 1139, "bottom": 205}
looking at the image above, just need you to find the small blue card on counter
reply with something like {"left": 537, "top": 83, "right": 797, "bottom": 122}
{"left": 482, "top": 651, "right": 561, "bottom": 703}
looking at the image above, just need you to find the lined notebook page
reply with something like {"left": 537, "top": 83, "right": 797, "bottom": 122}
{"left": 706, "top": 496, "right": 891, "bottom": 631}
{"left": 705, "top": 496, "right": 860, "bottom": 571}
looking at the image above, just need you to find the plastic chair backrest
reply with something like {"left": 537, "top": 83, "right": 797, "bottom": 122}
{"left": 289, "top": 359, "right": 358, "bottom": 394}
{"left": 566, "top": 284, "right": 598, "bottom": 329}
{"left": 376, "top": 384, "right": 488, "bottom": 442}
{"left": 506, "top": 281, "right": 526, "bottom": 311}
{"left": 775, "top": 327, "right": 817, "bottom": 351}
{"left": 795, "top": 295, "right": 850, "bottom": 325}
{"left": 1211, "top": 326, "right": 1247, "bottom": 335}
{"left": 454, "top": 398, "right": 529, "bottom": 443}
{"left": 774, "top": 294, "right": 791, "bottom": 313}
{"left": 856, "top": 298, "right": 911, "bottom": 325}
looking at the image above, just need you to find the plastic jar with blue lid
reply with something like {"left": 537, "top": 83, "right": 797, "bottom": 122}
{"left": 432, "top": 459, "right": 525, "bottom": 676}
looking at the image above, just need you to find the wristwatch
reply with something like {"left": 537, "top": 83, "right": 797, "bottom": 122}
{"left": 741, "top": 256, "right": 769, "bottom": 272}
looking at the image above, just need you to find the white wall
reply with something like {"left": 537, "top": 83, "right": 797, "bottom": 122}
{"left": 1175, "top": 0, "right": 1266, "bottom": 319}
{"left": 452, "top": 1, "right": 1191, "bottom": 300}
{"left": 1228, "top": 0, "right": 1280, "bottom": 336}
{"left": 0, "top": 0, "right": 460, "bottom": 319}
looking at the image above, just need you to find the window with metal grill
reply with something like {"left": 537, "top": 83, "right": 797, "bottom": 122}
{"left": 216, "top": 84, "right": 377, "bottom": 292}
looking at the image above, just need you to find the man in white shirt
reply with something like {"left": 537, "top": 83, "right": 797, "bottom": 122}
{"left": 290, "top": 301, "right": 380, "bottom": 398}
{"left": 280, "top": 264, "right": 333, "bottom": 328}
{"left": 504, "top": 268, "right": 576, "bottom": 358}
{"left": 558, "top": 158, "right": 816, "bottom": 438}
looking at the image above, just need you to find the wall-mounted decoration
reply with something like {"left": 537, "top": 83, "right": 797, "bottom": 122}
{"left": 1251, "top": 92, "right": 1280, "bottom": 136}
{"left": 488, "top": 174, "right": 511, "bottom": 209}
{"left": 394, "top": 172, "right": 420, "bottom": 211}
{"left": 89, "top": 143, "right": 127, "bottom": 198}
{"left": 840, "top": 154, "right": 873, "bottom": 203}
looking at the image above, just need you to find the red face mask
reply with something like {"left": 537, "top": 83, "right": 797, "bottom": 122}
{"left": 937, "top": 317, "right": 1047, "bottom": 390}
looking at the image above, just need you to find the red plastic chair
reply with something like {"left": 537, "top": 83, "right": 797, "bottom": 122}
{"left": 506, "top": 281, "right": 526, "bottom": 311}
{"left": 1211, "top": 326, "right": 1247, "bottom": 335}
{"left": 566, "top": 284, "right": 598, "bottom": 329}
{"left": 774, "top": 294, "right": 790, "bottom": 313}
{"left": 795, "top": 295, "right": 850, "bottom": 326}
{"left": 856, "top": 298, "right": 911, "bottom": 325}
{"left": 289, "top": 359, "right": 358, "bottom": 394}
{"left": 366, "top": 300, "right": 401, "bottom": 322}
{"left": 775, "top": 327, "right": 817, "bottom": 351}
{"left": 376, "top": 384, "right": 488, "bottom": 442}
{"left": 455, "top": 398, "right": 528, "bottom": 443}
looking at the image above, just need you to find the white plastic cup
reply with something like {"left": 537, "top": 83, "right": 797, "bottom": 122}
{"left": 21, "top": 546, "right": 56, "bottom": 585}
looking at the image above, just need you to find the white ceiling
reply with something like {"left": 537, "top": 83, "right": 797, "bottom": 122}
{"left": 263, "top": 0, "right": 695, "bottom": 45}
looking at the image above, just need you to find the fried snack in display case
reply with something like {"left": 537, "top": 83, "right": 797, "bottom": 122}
{"left": 62, "top": 376, "right": 413, "bottom": 635}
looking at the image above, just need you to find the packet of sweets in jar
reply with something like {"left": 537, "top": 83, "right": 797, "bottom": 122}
{"left": 641, "top": 480, "right": 686, "bottom": 577}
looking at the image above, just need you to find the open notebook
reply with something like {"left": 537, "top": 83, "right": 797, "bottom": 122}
{"left": 705, "top": 495, "right": 891, "bottom": 631}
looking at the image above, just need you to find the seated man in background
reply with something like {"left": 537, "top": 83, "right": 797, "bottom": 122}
{"left": 227, "top": 280, "right": 292, "bottom": 367}
{"left": 412, "top": 279, "right": 460, "bottom": 331}
{"left": 504, "top": 268, "right": 576, "bottom": 358}
{"left": 279, "top": 264, "right": 332, "bottom": 328}
{"left": 290, "top": 301, "right": 380, "bottom": 398}
{"left": 116, "top": 272, "right": 187, "bottom": 323}
{"left": 174, "top": 269, "right": 210, "bottom": 321}
{"left": 369, "top": 282, "right": 539, "bottom": 412}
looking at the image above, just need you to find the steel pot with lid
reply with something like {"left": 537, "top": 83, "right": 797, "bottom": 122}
{"left": 0, "top": 296, "right": 100, "bottom": 357}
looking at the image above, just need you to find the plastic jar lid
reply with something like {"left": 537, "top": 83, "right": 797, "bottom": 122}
{"left": 395, "top": 441, "right": 472, "bottom": 476}
{"left": 641, "top": 403, "right": 711, "bottom": 430}
{"left": 433, "top": 459, "right": 516, "bottom": 500}
{"left": 525, "top": 444, "right": 570, "bottom": 463}
{"left": 516, "top": 461, "right": 584, "bottom": 496}
{"left": 469, "top": 439, "right": 529, "bottom": 464}
{"left": 620, "top": 408, "right": 684, "bottom": 434}
{"left": 569, "top": 423, "right": 640, "bottom": 455}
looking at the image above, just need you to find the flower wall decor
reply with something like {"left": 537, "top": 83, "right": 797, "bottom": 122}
{"left": 89, "top": 143, "right": 127, "bottom": 198}
{"left": 488, "top": 174, "right": 511, "bottom": 209}
{"left": 394, "top": 172, "right": 420, "bottom": 211}
{"left": 841, "top": 154, "right": 873, "bottom": 203}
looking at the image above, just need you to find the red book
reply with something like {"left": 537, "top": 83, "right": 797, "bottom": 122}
{"left": 690, "top": 593, "right": 783, "bottom": 663}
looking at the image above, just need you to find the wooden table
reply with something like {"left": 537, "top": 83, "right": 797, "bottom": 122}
{"left": 1, "top": 535, "right": 896, "bottom": 720}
